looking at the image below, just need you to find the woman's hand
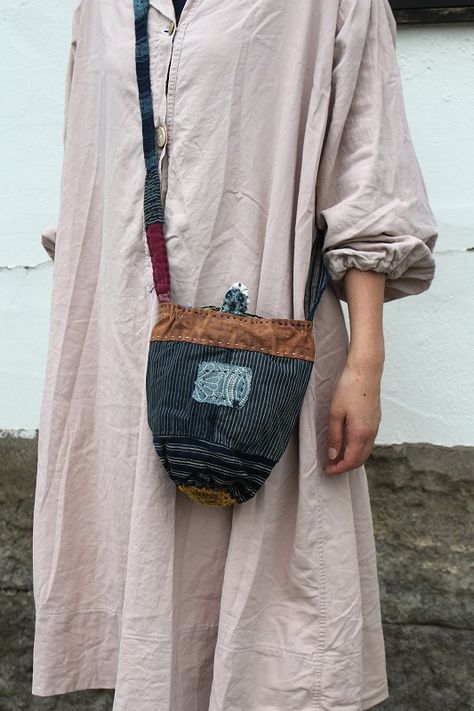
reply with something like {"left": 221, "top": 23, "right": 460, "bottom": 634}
{"left": 324, "top": 356, "right": 383, "bottom": 475}
{"left": 324, "top": 267, "right": 386, "bottom": 476}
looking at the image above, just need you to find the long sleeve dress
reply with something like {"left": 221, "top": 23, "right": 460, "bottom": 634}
{"left": 32, "top": 1, "right": 438, "bottom": 710}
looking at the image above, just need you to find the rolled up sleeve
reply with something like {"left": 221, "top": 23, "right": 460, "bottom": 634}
{"left": 316, "top": 0, "right": 438, "bottom": 302}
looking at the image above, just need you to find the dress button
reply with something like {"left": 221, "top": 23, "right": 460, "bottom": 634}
{"left": 167, "top": 20, "right": 176, "bottom": 37}
{"left": 156, "top": 124, "right": 167, "bottom": 149}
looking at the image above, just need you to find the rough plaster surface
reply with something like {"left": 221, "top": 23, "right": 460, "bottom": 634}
{"left": 0, "top": 9, "right": 473, "bottom": 443}
{"left": 0, "top": 434, "right": 473, "bottom": 709}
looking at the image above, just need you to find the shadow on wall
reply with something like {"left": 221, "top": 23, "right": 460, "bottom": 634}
{"left": 0, "top": 433, "right": 472, "bottom": 710}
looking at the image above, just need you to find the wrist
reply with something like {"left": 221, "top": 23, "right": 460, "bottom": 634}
{"left": 346, "top": 344, "right": 385, "bottom": 372}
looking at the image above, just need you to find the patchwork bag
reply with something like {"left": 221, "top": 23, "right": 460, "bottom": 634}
{"left": 134, "top": 0, "right": 329, "bottom": 506}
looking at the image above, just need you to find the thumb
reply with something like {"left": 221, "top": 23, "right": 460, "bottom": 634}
{"left": 327, "top": 408, "right": 345, "bottom": 460}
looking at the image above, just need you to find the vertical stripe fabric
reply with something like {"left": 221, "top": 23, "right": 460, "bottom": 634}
{"left": 147, "top": 341, "right": 314, "bottom": 504}
{"left": 146, "top": 342, "right": 313, "bottom": 462}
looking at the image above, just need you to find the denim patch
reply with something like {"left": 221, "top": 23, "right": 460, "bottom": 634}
{"left": 192, "top": 361, "right": 252, "bottom": 409}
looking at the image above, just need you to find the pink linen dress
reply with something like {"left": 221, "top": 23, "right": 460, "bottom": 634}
{"left": 32, "top": 1, "right": 438, "bottom": 709}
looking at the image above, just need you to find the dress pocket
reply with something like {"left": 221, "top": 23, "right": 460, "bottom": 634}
{"left": 319, "top": 649, "right": 364, "bottom": 711}
{"left": 210, "top": 644, "right": 317, "bottom": 710}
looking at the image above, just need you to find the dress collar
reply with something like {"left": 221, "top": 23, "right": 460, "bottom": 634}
{"left": 149, "top": 0, "right": 176, "bottom": 21}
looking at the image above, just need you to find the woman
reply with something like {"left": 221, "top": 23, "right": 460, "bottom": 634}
{"left": 32, "top": 0, "right": 437, "bottom": 709}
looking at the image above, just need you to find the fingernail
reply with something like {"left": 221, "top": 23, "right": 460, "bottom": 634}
{"left": 328, "top": 447, "right": 338, "bottom": 460}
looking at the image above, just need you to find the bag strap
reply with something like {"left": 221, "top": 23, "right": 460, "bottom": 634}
{"left": 134, "top": 0, "right": 171, "bottom": 303}
{"left": 133, "top": 0, "right": 328, "bottom": 318}
{"left": 304, "top": 225, "right": 329, "bottom": 321}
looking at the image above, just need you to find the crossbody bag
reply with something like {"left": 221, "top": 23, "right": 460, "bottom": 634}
{"left": 133, "top": 0, "right": 329, "bottom": 506}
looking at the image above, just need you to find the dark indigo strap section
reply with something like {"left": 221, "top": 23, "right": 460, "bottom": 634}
{"left": 304, "top": 226, "right": 330, "bottom": 322}
{"left": 134, "top": 0, "right": 163, "bottom": 187}
{"left": 133, "top": 0, "right": 328, "bottom": 317}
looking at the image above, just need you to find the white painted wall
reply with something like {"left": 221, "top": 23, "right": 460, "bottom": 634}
{"left": 0, "top": 5, "right": 473, "bottom": 445}
{"left": 373, "top": 24, "right": 474, "bottom": 446}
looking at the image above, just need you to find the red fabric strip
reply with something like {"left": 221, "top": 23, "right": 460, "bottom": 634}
{"left": 146, "top": 222, "right": 171, "bottom": 302}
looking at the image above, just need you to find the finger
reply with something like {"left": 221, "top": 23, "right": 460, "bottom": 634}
{"left": 325, "top": 422, "right": 374, "bottom": 476}
{"left": 326, "top": 407, "right": 346, "bottom": 463}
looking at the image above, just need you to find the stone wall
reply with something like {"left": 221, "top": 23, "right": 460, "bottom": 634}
{"left": 366, "top": 445, "right": 473, "bottom": 710}
{"left": 0, "top": 434, "right": 472, "bottom": 710}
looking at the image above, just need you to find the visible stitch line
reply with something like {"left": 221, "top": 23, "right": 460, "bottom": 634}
{"left": 36, "top": 608, "right": 121, "bottom": 617}
{"left": 149, "top": 334, "right": 313, "bottom": 360}
{"left": 324, "top": 648, "right": 361, "bottom": 659}
{"left": 312, "top": 473, "right": 328, "bottom": 711}
{"left": 164, "top": 0, "right": 202, "bottom": 155}
{"left": 158, "top": 303, "right": 313, "bottom": 329}
{"left": 216, "top": 640, "right": 316, "bottom": 661}
{"left": 122, "top": 622, "right": 219, "bottom": 643}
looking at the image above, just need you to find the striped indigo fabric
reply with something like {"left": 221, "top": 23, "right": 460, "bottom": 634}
{"left": 146, "top": 341, "right": 314, "bottom": 503}
{"left": 144, "top": 165, "right": 164, "bottom": 227}
{"left": 153, "top": 436, "right": 274, "bottom": 504}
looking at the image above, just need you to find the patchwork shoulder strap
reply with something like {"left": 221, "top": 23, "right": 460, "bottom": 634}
{"left": 134, "top": 0, "right": 171, "bottom": 303}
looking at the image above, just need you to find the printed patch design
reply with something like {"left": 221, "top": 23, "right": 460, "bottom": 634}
{"left": 220, "top": 282, "right": 249, "bottom": 315}
{"left": 192, "top": 362, "right": 252, "bottom": 409}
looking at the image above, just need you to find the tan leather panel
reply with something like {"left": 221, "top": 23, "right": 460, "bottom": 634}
{"left": 150, "top": 302, "right": 315, "bottom": 362}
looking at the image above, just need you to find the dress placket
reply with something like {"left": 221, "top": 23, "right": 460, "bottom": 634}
{"left": 151, "top": 0, "right": 198, "bottom": 205}
{"left": 148, "top": 0, "right": 176, "bottom": 204}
